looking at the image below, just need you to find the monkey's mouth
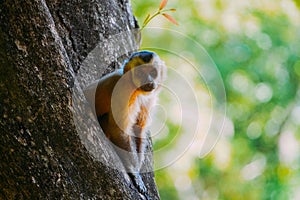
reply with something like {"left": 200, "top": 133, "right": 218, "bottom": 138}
{"left": 139, "top": 82, "right": 156, "bottom": 91}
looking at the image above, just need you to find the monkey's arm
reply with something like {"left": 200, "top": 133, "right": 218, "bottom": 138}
{"left": 94, "top": 70, "right": 122, "bottom": 117}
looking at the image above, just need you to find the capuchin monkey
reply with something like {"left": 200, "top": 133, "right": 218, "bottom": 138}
{"left": 90, "top": 51, "right": 166, "bottom": 198}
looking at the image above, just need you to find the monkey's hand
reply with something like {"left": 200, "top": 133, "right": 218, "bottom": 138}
{"left": 128, "top": 172, "right": 151, "bottom": 200}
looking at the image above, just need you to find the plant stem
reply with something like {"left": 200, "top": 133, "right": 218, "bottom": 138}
{"left": 139, "top": 8, "right": 176, "bottom": 33}
{"left": 140, "top": 10, "right": 160, "bottom": 32}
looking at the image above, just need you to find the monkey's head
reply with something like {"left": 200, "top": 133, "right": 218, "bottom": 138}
{"left": 123, "top": 51, "right": 166, "bottom": 92}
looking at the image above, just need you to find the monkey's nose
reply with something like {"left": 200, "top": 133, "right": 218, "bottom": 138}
{"left": 140, "top": 82, "right": 156, "bottom": 91}
{"left": 139, "top": 51, "right": 155, "bottom": 63}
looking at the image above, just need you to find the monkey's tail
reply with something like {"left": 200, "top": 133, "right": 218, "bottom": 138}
{"left": 128, "top": 172, "right": 152, "bottom": 200}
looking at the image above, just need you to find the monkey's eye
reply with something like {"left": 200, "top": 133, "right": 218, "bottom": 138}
{"left": 150, "top": 68, "right": 158, "bottom": 78}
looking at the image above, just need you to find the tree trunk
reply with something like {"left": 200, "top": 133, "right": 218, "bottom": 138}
{"left": 0, "top": 0, "right": 159, "bottom": 199}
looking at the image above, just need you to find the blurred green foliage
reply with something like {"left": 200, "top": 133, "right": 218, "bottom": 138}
{"left": 132, "top": 0, "right": 300, "bottom": 199}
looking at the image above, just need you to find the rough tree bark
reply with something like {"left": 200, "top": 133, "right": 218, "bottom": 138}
{"left": 0, "top": 0, "right": 159, "bottom": 199}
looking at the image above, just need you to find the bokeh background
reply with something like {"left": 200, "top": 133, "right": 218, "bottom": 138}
{"left": 132, "top": 0, "right": 300, "bottom": 199}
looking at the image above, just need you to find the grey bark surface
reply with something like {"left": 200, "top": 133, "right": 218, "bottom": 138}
{"left": 0, "top": 0, "right": 159, "bottom": 199}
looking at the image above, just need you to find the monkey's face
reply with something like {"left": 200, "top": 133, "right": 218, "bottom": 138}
{"left": 124, "top": 51, "right": 166, "bottom": 93}
{"left": 133, "top": 64, "right": 158, "bottom": 92}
